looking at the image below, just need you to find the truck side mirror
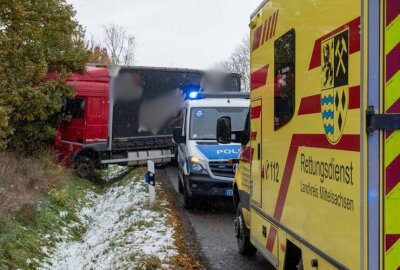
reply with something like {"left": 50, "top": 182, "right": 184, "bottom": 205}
{"left": 217, "top": 117, "right": 232, "bottom": 144}
{"left": 173, "top": 127, "right": 185, "bottom": 144}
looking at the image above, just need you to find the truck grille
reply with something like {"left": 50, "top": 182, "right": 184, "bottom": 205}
{"left": 209, "top": 161, "right": 235, "bottom": 178}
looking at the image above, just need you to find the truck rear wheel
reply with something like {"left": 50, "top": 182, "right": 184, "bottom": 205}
{"left": 75, "top": 155, "right": 95, "bottom": 179}
{"left": 235, "top": 202, "right": 257, "bottom": 256}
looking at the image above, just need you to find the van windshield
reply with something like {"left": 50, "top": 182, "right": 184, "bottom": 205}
{"left": 190, "top": 107, "right": 248, "bottom": 140}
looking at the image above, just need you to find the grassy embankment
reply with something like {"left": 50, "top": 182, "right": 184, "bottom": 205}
{"left": 0, "top": 151, "right": 104, "bottom": 269}
{"left": 0, "top": 152, "right": 200, "bottom": 270}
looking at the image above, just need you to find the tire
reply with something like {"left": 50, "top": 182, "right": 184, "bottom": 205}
{"left": 178, "top": 174, "right": 184, "bottom": 194}
{"left": 75, "top": 155, "right": 95, "bottom": 179}
{"left": 235, "top": 202, "right": 257, "bottom": 256}
{"left": 297, "top": 258, "right": 304, "bottom": 270}
{"left": 183, "top": 181, "right": 193, "bottom": 209}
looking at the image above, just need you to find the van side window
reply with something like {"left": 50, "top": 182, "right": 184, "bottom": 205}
{"left": 274, "top": 28, "right": 295, "bottom": 130}
{"left": 65, "top": 97, "right": 85, "bottom": 119}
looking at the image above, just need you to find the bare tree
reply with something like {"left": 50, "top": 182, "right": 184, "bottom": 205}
{"left": 86, "top": 34, "right": 112, "bottom": 64}
{"left": 217, "top": 37, "right": 250, "bottom": 92}
{"left": 102, "top": 24, "right": 136, "bottom": 65}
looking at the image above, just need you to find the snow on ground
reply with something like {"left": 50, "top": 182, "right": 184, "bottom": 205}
{"left": 102, "top": 165, "right": 130, "bottom": 182}
{"left": 39, "top": 171, "right": 177, "bottom": 270}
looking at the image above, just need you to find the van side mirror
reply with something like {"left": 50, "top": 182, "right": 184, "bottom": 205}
{"left": 173, "top": 127, "right": 185, "bottom": 144}
{"left": 217, "top": 117, "right": 232, "bottom": 144}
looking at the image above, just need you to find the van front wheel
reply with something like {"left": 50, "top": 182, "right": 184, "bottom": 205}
{"left": 183, "top": 181, "right": 193, "bottom": 209}
{"left": 235, "top": 202, "right": 257, "bottom": 256}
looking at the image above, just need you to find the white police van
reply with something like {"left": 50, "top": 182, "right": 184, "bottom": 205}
{"left": 173, "top": 92, "right": 249, "bottom": 209}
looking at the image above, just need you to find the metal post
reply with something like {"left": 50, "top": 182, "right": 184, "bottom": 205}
{"left": 145, "top": 160, "right": 156, "bottom": 205}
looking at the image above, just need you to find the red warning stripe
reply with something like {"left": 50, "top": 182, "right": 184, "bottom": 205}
{"left": 386, "top": 234, "right": 400, "bottom": 251}
{"left": 298, "top": 94, "right": 320, "bottom": 115}
{"left": 387, "top": 0, "right": 400, "bottom": 26}
{"left": 386, "top": 154, "right": 400, "bottom": 194}
{"left": 309, "top": 17, "right": 360, "bottom": 70}
{"left": 251, "top": 105, "right": 262, "bottom": 119}
{"left": 387, "top": 98, "right": 400, "bottom": 114}
{"left": 386, "top": 43, "right": 400, "bottom": 81}
{"left": 250, "top": 132, "right": 257, "bottom": 141}
{"left": 348, "top": 85, "right": 361, "bottom": 109}
{"left": 261, "top": 18, "right": 269, "bottom": 44}
{"left": 266, "top": 134, "right": 360, "bottom": 252}
{"left": 298, "top": 86, "right": 360, "bottom": 115}
{"left": 252, "top": 25, "right": 263, "bottom": 52}
{"left": 239, "top": 146, "right": 254, "bottom": 164}
{"left": 271, "top": 10, "right": 279, "bottom": 38}
{"left": 385, "top": 96, "right": 400, "bottom": 138}
{"left": 251, "top": 65, "right": 269, "bottom": 90}
{"left": 252, "top": 10, "right": 279, "bottom": 52}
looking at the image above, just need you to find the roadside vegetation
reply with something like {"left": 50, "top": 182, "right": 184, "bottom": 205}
{"left": 0, "top": 160, "right": 197, "bottom": 269}
{"left": 0, "top": 150, "right": 103, "bottom": 269}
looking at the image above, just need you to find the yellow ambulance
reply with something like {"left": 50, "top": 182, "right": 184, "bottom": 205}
{"left": 216, "top": 0, "right": 400, "bottom": 269}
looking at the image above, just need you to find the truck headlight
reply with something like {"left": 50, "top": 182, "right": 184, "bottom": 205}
{"left": 189, "top": 157, "right": 208, "bottom": 175}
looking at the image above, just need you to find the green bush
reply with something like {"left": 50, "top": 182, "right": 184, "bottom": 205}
{"left": 0, "top": 0, "right": 89, "bottom": 151}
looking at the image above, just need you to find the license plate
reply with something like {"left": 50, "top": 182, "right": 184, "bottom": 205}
{"left": 224, "top": 189, "right": 233, "bottom": 196}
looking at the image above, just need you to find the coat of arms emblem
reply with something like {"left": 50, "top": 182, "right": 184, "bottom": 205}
{"left": 321, "top": 30, "right": 349, "bottom": 144}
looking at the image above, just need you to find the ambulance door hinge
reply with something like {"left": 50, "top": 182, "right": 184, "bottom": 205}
{"left": 366, "top": 106, "right": 400, "bottom": 134}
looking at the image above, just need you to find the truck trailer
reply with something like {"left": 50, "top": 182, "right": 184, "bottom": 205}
{"left": 216, "top": 0, "right": 400, "bottom": 269}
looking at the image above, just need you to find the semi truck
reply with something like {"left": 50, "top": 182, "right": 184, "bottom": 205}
{"left": 216, "top": 0, "right": 400, "bottom": 269}
{"left": 66, "top": 66, "right": 241, "bottom": 178}
{"left": 173, "top": 92, "right": 249, "bottom": 209}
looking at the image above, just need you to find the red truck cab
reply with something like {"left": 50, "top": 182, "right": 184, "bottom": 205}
{"left": 54, "top": 67, "right": 109, "bottom": 164}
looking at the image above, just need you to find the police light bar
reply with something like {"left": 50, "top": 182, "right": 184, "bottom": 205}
{"left": 202, "top": 92, "right": 250, "bottom": 99}
{"left": 185, "top": 86, "right": 249, "bottom": 100}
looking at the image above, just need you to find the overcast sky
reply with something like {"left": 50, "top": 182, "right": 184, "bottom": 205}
{"left": 67, "top": 0, "right": 261, "bottom": 69}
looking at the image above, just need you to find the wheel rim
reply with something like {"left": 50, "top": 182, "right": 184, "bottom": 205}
{"left": 78, "top": 162, "right": 91, "bottom": 177}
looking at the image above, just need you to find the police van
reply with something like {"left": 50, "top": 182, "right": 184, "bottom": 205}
{"left": 173, "top": 92, "right": 249, "bottom": 209}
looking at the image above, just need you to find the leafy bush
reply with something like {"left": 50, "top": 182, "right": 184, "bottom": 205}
{"left": 0, "top": 0, "right": 89, "bottom": 151}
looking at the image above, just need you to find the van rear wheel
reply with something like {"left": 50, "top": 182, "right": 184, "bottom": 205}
{"left": 75, "top": 155, "right": 95, "bottom": 179}
{"left": 235, "top": 202, "right": 257, "bottom": 256}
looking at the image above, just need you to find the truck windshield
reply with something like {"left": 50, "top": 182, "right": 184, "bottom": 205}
{"left": 190, "top": 107, "right": 248, "bottom": 140}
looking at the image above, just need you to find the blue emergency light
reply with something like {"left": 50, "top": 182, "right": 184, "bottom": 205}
{"left": 189, "top": 91, "right": 200, "bottom": 99}
{"left": 184, "top": 85, "right": 204, "bottom": 100}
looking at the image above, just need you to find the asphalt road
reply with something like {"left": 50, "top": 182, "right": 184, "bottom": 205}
{"left": 164, "top": 167, "right": 274, "bottom": 270}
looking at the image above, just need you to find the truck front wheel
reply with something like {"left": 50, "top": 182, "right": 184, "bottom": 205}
{"left": 75, "top": 155, "right": 95, "bottom": 179}
{"left": 235, "top": 202, "right": 257, "bottom": 256}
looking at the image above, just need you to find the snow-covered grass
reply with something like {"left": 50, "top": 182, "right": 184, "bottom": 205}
{"left": 38, "top": 169, "right": 177, "bottom": 270}
{"left": 100, "top": 165, "right": 130, "bottom": 182}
